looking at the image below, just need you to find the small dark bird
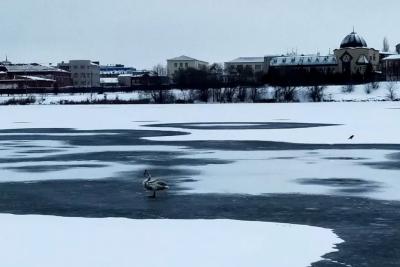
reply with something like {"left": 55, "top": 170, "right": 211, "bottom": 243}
{"left": 142, "top": 170, "right": 169, "bottom": 198}
{"left": 348, "top": 135, "right": 355, "bottom": 140}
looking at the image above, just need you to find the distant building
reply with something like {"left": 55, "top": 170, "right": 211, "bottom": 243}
{"left": 118, "top": 72, "right": 169, "bottom": 87}
{"left": 167, "top": 55, "right": 208, "bottom": 78}
{"left": 270, "top": 54, "right": 338, "bottom": 74}
{"left": 396, "top": 44, "right": 400, "bottom": 54}
{"left": 100, "top": 77, "right": 119, "bottom": 88}
{"left": 333, "top": 31, "right": 380, "bottom": 76}
{"left": 100, "top": 64, "right": 137, "bottom": 78}
{"left": 58, "top": 60, "right": 100, "bottom": 88}
{"left": 225, "top": 57, "right": 266, "bottom": 73}
{"left": 382, "top": 55, "right": 400, "bottom": 81}
{"left": 0, "top": 63, "right": 71, "bottom": 87}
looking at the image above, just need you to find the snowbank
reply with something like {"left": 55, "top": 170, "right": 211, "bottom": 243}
{"left": 0, "top": 214, "right": 342, "bottom": 267}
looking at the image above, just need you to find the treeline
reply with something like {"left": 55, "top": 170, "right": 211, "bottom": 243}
{"left": 172, "top": 63, "right": 379, "bottom": 89}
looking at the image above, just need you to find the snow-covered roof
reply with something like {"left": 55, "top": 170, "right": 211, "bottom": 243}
{"left": 4, "top": 64, "right": 68, "bottom": 73}
{"left": 101, "top": 69, "right": 135, "bottom": 75}
{"left": 20, "top": 76, "right": 56, "bottom": 82}
{"left": 357, "top": 55, "right": 369, "bottom": 64}
{"left": 382, "top": 55, "right": 400, "bottom": 61}
{"left": 226, "top": 57, "right": 265, "bottom": 64}
{"left": 270, "top": 55, "right": 337, "bottom": 67}
{"left": 168, "top": 55, "right": 208, "bottom": 63}
{"left": 100, "top": 78, "right": 119, "bottom": 84}
{"left": 379, "top": 51, "right": 395, "bottom": 55}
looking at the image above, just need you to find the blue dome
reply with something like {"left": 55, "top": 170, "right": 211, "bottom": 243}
{"left": 340, "top": 32, "right": 367, "bottom": 48}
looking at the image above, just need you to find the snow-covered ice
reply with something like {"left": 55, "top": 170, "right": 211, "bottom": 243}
{"left": 0, "top": 102, "right": 399, "bottom": 144}
{"left": 0, "top": 103, "right": 399, "bottom": 200}
{"left": 0, "top": 214, "right": 342, "bottom": 267}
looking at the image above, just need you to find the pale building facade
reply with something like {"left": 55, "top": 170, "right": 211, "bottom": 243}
{"left": 225, "top": 57, "right": 265, "bottom": 73}
{"left": 59, "top": 60, "right": 100, "bottom": 87}
{"left": 333, "top": 31, "right": 380, "bottom": 76}
{"left": 167, "top": 55, "right": 208, "bottom": 78}
{"left": 383, "top": 55, "right": 400, "bottom": 81}
{"left": 269, "top": 54, "right": 337, "bottom": 74}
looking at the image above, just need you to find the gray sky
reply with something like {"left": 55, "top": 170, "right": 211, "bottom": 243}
{"left": 0, "top": 0, "right": 398, "bottom": 69}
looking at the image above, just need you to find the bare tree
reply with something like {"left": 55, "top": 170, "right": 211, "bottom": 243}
{"left": 237, "top": 87, "right": 248, "bottom": 102}
{"left": 371, "top": 81, "right": 380, "bottom": 90}
{"left": 222, "top": 87, "right": 238, "bottom": 103}
{"left": 147, "top": 89, "right": 175, "bottom": 104}
{"left": 342, "top": 84, "right": 354, "bottom": 93}
{"left": 364, "top": 82, "right": 380, "bottom": 94}
{"left": 307, "top": 85, "right": 326, "bottom": 102}
{"left": 250, "top": 87, "right": 260, "bottom": 102}
{"left": 274, "top": 86, "right": 297, "bottom": 102}
{"left": 196, "top": 89, "right": 211, "bottom": 102}
{"left": 211, "top": 88, "right": 223, "bottom": 103}
{"left": 386, "top": 83, "right": 398, "bottom": 101}
{"left": 383, "top": 37, "right": 390, "bottom": 52}
{"left": 152, "top": 64, "right": 167, "bottom": 76}
{"left": 364, "top": 83, "right": 373, "bottom": 94}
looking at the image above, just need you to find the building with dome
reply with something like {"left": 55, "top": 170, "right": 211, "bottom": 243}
{"left": 260, "top": 30, "right": 381, "bottom": 85}
{"left": 333, "top": 31, "right": 380, "bottom": 77}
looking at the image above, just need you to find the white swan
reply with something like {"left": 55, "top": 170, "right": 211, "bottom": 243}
{"left": 142, "top": 170, "right": 169, "bottom": 198}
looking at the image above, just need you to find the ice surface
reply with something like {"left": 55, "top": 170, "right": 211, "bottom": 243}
{"left": 0, "top": 102, "right": 399, "bottom": 144}
{"left": 0, "top": 214, "right": 342, "bottom": 267}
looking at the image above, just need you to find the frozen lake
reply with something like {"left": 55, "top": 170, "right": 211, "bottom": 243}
{"left": 0, "top": 103, "right": 399, "bottom": 267}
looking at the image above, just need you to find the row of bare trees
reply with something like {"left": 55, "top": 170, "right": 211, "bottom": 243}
{"left": 143, "top": 82, "right": 398, "bottom": 104}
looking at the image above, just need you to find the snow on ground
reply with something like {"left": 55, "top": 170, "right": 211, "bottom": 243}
{"left": 0, "top": 102, "right": 399, "bottom": 144}
{"left": 0, "top": 214, "right": 342, "bottom": 267}
{"left": 0, "top": 82, "right": 398, "bottom": 104}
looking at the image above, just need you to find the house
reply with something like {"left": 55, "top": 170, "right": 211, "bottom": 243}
{"left": 0, "top": 63, "right": 71, "bottom": 87}
{"left": 118, "top": 73, "right": 169, "bottom": 87}
{"left": 0, "top": 75, "right": 56, "bottom": 89}
{"left": 100, "top": 64, "right": 137, "bottom": 78}
{"left": 333, "top": 31, "right": 380, "bottom": 76}
{"left": 224, "top": 56, "right": 277, "bottom": 74}
{"left": 167, "top": 55, "right": 208, "bottom": 78}
{"left": 270, "top": 54, "right": 338, "bottom": 74}
{"left": 58, "top": 60, "right": 100, "bottom": 88}
{"left": 382, "top": 55, "right": 400, "bottom": 81}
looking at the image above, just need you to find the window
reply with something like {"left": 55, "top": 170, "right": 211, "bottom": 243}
{"left": 80, "top": 65, "right": 85, "bottom": 69}
{"left": 174, "top": 63, "right": 178, "bottom": 68}
{"left": 255, "top": 65, "right": 261, "bottom": 70}
{"left": 179, "top": 63, "right": 183, "bottom": 67}
{"left": 185, "top": 63, "right": 188, "bottom": 67}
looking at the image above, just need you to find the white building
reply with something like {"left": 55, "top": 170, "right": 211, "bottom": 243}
{"left": 225, "top": 57, "right": 265, "bottom": 73}
{"left": 59, "top": 60, "right": 100, "bottom": 87}
{"left": 167, "top": 55, "right": 208, "bottom": 78}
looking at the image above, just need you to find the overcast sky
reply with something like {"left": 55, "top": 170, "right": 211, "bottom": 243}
{"left": 0, "top": 0, "right": 398, "bottom": 69}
